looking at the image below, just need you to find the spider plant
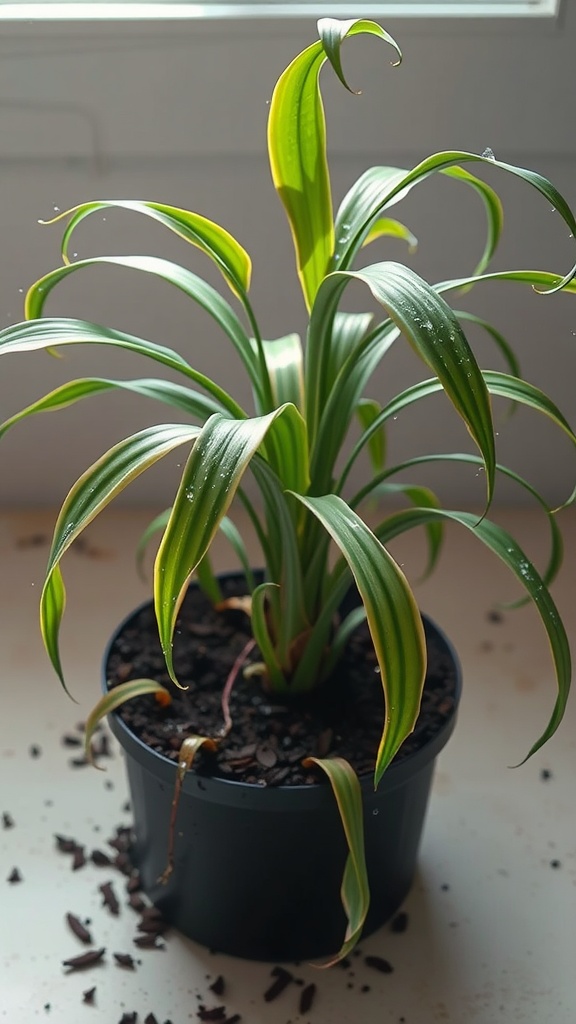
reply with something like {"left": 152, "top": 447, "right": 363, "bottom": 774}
{"left": 0, "top": 17, "right": 574, "bottom": 962}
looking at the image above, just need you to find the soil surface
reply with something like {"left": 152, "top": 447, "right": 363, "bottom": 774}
{"left": 106, "top": 577, "right": 457, "bottom": 787}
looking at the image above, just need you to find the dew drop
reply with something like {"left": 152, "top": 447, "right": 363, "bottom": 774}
{"left": 481, "top": 147, "right": 495, "bottom": 161}
{"left": 53, "top": 205, "right": 60, "bottom": 212}
{"left": 372, "top": 808, "right": 379, "bottom": 816}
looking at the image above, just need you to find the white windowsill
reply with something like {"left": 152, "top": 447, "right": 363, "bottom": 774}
{"left": 1, "top": 505, "right": 575, "bottom": 1022}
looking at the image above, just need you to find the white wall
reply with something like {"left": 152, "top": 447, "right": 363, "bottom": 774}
{"left": 0, "top": 6, "right": 575, "bottom": 508}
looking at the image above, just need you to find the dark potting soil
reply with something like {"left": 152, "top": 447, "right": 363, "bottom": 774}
{"left": 106, "top": 578, "right": 457, "bottom": 787}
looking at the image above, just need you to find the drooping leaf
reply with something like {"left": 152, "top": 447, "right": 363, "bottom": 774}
{"left": 361, "top": 216, "right": 417, "bottom": 252}
{"left": 84, "top": 679, "right": 172, "bottom": 764}
{"left": 0, "top": 318, "right": 247, "bottom": 419}
{"left": 0, "top": 377, "right": 224, "bottom": 442}
{"left": 333, "top": 152, "right": 576, "bottom": 289}
{"left": 154, "top": 408, "right": 305, "bottom": 681}
{"left": 45, "top": 199, "right": 252, "bottom": 299}
{"left": 308, "top": 264, "right": 495, "bottom": 507}
{"left": 375, "top": 507, "right": 571, "bottom": 761}
{"left": 268, "top": 18, "right": 401, "bottom": 310}
{"left": 303, "top": 755, "right": 369, "bottom": 965}
{"left": 292, "top": 493, "right": 427, "bottom": 784}
{"left": 25, "top": 255, "right": 265, "bottom": 403}
{"left": 40, "top": 424, "right": 199, "bottom": 686}
{"left": 40, "top": 565, "right": 68, "bottom": 693}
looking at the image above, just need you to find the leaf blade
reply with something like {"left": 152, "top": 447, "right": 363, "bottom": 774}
{"left": 303, "top": 755, "right": 369, "bottom": 965}
{"left": 292, "top": 493, "right": 427, "bottom": 784}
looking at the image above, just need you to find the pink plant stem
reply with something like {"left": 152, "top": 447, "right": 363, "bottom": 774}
{"left": 221, "top": 638, "right": 256, "bottom": 737}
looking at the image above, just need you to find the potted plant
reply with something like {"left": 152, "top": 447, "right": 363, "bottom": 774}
{"left": 0, "top": 17, "right": 574, "bottom": 965}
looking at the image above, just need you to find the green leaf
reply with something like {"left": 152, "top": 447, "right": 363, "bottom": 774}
{"left": 154, "top": 408, "right": 303, "bottom": 681}
{"left": 25, "top": 255, "right": 265, "bottom": 404}
{"left": 40, "top": 424, "right": 199, "bottom": 686}
{"left": 249, "top": 582, "right": 286, "bottom": 690}
{"left": 356, "top": 399, "right": 386, "bottom": 475}
{"left": 309, "top": 263, "right": 496, "bottom": 507}
{"left": 268, "top": 18, "right": 401, "bottom": 310}
{"left": 195, "top": 551, "right": 224, "bottom": 605}
{"left": 218, "top": 516, "right": 257, "bottom": 595}
{"left": 333, "top": 162, "right": 503, "bottom": 277}
{"left": 40, "top": 565, "right": 68, "bottom": 694}
{"left": 333, "top": 152, "right": 576, "bottom": 288}
{"left": 436, "top": 267, "right": 576, "bottom": 298}
{"left": 136, "top": 508, "right": 171, "bottom": 581}
{"left": 377, "top": 508, "right": 571, "bottom": 758}
{"left": 361, "top": 216, "right": 417, "bottom": 252}
{"left": 262, "top": 333, "right": 305, "bottom": 412}
{"left": 47, "top": 199, "right": 252, "bottom": 299}
{"left": 303, "top": 755, "right": 369, "bottom": 965}
{"left": 0, "top": 377, "right": 225, "bottom": 442}
{"left": 84, "top": 678, "right": 171, "bottom": 764}
{"left": 292, "top": 493, "right": 427, "bottom": 785}
{"left": 371, "top": 482, "right": 443, "bottom": 580}
{"left": 0, "top": 318, "right": 247, "bottom": 420}
{"left": 454, "top": 311, "right": 521, "bottom": 379}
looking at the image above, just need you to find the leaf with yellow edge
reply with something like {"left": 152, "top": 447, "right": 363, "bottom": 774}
{"left": 84, "top": 679, "right": 172, "bottom": 766}
{"left": 268, "top": 18, "right": 401, "bottom": 310}
{"left": 303, "top": 756, "right": 369, "bottom": 965}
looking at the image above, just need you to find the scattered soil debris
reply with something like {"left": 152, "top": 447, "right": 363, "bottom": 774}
{"left": 62, "top": 948, "right": 106, "bottom": 971}
{"left": 7, "top": 867, "right": 22, "bottom": 883}
{"left": 441, "top": 883, "right": 450, "bottom": 891}
{"left": 144, "top": 1015, "right": 159, "bottom": 1024}
{"left": 486, "top": 609, "right": 503, "bottom": 624}
{"left": 197, "top": 1007, "right": 226, "bottom": 1021}
{"left": 29, "top": 744, "right": 42, "bottom": 758}
{"left": 2, "top": 811, "right": 15, "bottom": 829}
{"left": 128, "top": 893, "right": 147, "bottom": 914}
{"left": 364, "top": 955, "right": 394, "bottom": 974}
{"left": 540, "top": 769, "right": 553, "bottom": 781}
{"left": 136, "top": 916, "right": 169, "bottom": 936}
{"left": 91, "top": 849, "right": 113, "bottom": 867}
{"left": 299, "top": 983, "right": 316, "bottom": 1014}
{"left": 69, "top": 756, "right": 90, "bottom": 768}
{"left": 82, "top": 987, "right": 96, "bottom": 1005}
{"left": 66, "top": 913, "right": 92, "bottom": 944}
{"left": 114, "top": 951, "right": 137, "bottom": 969}
{"left": 61, "top": 734, "right": 83, "bottom": 747}
{"left": 72, "top": 847, "right": 87, "bottom": 871}
{"left": 55, "top": 834, "right": 78, "bottom": 854}
{"left": 390, "top": 911, "right": 409, "bottom": 934}
{"left": 550, "top": 859, "right": 562, "bottom": 869}
{"left": 99, "top": 880, "right": 120, "bottom": 915}
{"left": 133, "top": 934, "right": 164, "bottom": 950}
{"left": 209, "top": 975, "right": 225, "bottom": 997}
{"left": 118, "top": 1013, "right": 137, "bottom": 1024}
{"left": 264, "top": 966, "right": 294, "bottom": 1002}
{"left": 361, "top": 985, "right": 371, "bottom": 993}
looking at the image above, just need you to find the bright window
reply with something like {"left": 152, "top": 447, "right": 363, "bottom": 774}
{"left": 0, "top": 0, "right": 561, "bottom": 20}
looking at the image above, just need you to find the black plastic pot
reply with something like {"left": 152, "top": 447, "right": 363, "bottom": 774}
{"left": 105, "top": 584, "right": 461, "bottom": 963}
